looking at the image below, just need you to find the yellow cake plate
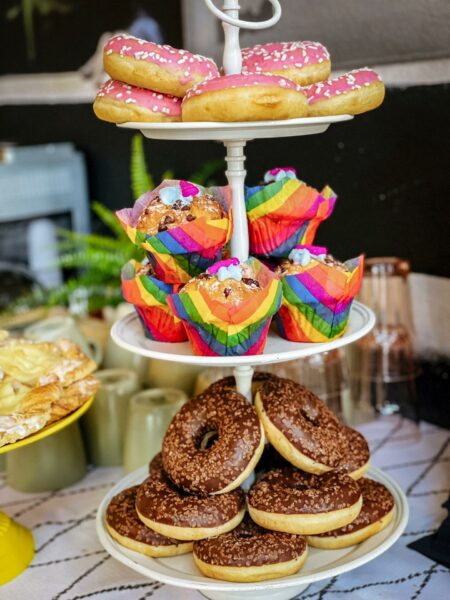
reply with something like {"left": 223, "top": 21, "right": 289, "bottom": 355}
{"left": 0, "top": 396, "right": 94, "bottom": 586}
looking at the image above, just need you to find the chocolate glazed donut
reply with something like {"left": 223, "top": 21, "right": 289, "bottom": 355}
{"left": 255, "top": 377, "right": 370, "bottom": 477}
{"left": 135, "top": 469, "right": 245, "bottom": 541}
{"left": 308, "top": 478, "right": 395, "bottom": 548}
{"left": 106, "top": 486, "right": 193, "bottom": 557}
{"left": 194, "top": 514, "right": 308, "bottom": 582}
{"left": 248, "top": 467, "right": 362, "bottom": 535}
{"left": 162, "top": 389, "right": 265, "bottom": 495}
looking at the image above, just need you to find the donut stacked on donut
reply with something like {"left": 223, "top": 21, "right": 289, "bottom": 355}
{"left": 241, "top": 41, "right": 331, "bottom": 86}
{"left": 254, "top": 376, "right": 370, "bottom": 478}
{"left": 105, "top": 373, "right": 395, "bottom": 583}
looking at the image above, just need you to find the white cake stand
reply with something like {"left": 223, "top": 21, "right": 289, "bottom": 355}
{"left": 96, "top": 465, "right": 409, "bottom": 600}
{"left": 98, "top": 0, "right": 408, "bottom": 595}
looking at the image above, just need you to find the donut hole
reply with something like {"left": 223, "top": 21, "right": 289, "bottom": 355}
{"left": 199, "top": 430, "right": 219, "bottom": 450}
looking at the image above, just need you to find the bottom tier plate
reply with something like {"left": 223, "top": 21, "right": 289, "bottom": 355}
{"left": 96, "top": 465, "right": 408, "bottom": 600}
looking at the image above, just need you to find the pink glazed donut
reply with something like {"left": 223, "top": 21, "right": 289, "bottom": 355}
{"left": 305, "top": 68, "right": 385, "bottom": 116}
{"left": 103, "top": 34, "right": 219, "bottom": 98}
{"left": 182, "top": 73, "right": 308, "bottom": 122}
{"left": 93, "top": 79, "right": 181, "bottom": 124}
{"left": 242, "top": 41, "right": 331, "bottom": 86}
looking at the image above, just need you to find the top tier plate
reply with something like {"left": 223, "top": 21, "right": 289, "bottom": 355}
{"left": 111, "top": 301, "right": 375, "bottom": 367}
{"left": 118, "top": 115, "right": 352, "bottom": 141}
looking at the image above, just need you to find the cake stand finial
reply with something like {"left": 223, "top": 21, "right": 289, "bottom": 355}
{"left": 203, "top": 0, "right": 282, "bottom": 74}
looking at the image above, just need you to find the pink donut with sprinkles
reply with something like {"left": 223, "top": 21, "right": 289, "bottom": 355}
{"left": 242, "top": 41, "right": 331, "bottom": 87}
{"left": 93, "top": 79, "right": 181, "bottom": 124}
{"left": 182, "top": 73, "right": 308, "bottom": 122}
{"left": 305, "top": 68, "right": 385, "bottom": 116}
{"left": 103, "top": 34, "right": 219, "bottom": 98}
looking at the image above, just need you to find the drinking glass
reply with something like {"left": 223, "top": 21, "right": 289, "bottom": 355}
{"left": 350, "top": 257, "right": 419, "bottom": 420}
{"left": 6, "top": 422, "right": 86, "bottom": 492}
{"left": 123, "top": 388, "right": 188, "bottom": 473}
{"left": 81, "top": 369, "right": 140, "bottom": 466}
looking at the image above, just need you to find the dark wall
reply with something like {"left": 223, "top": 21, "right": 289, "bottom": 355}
{"left": 0, "top": 0, "right": 183, "bottom": 74}
{"left": 2, "top": 84, "right": 449, "bottom": 277}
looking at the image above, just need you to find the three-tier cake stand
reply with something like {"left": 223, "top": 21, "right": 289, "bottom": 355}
{"left": 97, "top": 2, "right": 409, "bottom": 598}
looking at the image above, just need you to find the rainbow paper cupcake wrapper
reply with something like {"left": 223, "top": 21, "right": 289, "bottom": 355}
{"left": 245, "top": 177, "right": 336, "bottom": 258}
{"left": 276, "top": 255, "right": 364, "bottom": 343}
{"left": 167, "top": 258, "right": 282, "bottom": 356}
{"left": 121, "top": 260, "right": 187, "bottom": 342}
{"left": 117, "top": 180, "right": 232, "bottom": 283}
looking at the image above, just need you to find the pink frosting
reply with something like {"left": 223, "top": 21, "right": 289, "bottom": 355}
{"left": 96, "top": 79, "right": 181, "bottom": 116}
{"left": 183, "top": 73, "right": 303, "bottom": 102}
{"left": 104, "top": 34, "right": 218, "bottom": 85}
{"left": 242, "top": 41, "right": 329, "bottom": 73}
{"left": 305, "top": 68, "right": 382, "bottom": 104}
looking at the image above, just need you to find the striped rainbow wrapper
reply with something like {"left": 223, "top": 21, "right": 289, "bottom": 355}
{"left": 167, "top": 258, "right": 282, "bottom": 356}
{"left": 245, "top": 177, "right": 337, "bottom": 258}
{"left": 116, "top": 180, "right": 232, "bottom": 283}
{"left": 121, "top": 260, "right": 187, "bottom": 342}
{"left": 276, "top": 255, "right": 364, "bottom": 342}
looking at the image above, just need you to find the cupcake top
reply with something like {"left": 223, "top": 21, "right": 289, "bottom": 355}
{"left": 182, "top": 258, "right": 261, "bottom": 304}
{"left": 277, "top": 246, "right": 349, "bottom": 276}
{"left": 136, "top": 181, "right": 225, "bottom": 235}
{"left": 134, "top": 261, "right": 156, "bottom": 277}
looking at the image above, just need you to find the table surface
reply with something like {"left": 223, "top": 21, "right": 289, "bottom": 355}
{"left": 1, "top": 416, "right": 449, "bottom": 600}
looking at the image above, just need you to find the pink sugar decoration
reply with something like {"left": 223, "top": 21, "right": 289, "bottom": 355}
{"left": 180, "top": 180, "right": 200, "bottom": 197}
{"left": 269, "top": 167, "right": 297, "bottom": 177}
{"left": 294, "top": 244, "right": 328, "bottom": 256}
{"left": 207, "top": 257, "right": 240, "bottom": 275}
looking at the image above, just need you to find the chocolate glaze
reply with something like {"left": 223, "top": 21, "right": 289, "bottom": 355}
{"left": 106, "top": 486, "right": 184, "bottom": 546}
{"left": 162, "top": 389, "right": 262, "bottom": 494}
{"left": 316, "top": 478, "right": 394, "bottom": 537}
{"left": 194, "top": 513, "right": 306, "bottom": 567}
{"left": 136, "top": 471, "right": 245, "bottom": 528}
{"left": 338, "top": 427, "right": 370, "bottom": 474}
{"left": 259, "top": 377, "right": 363, "bottom": 468}
{"left": 148, "top": 452, "right": 164, "bottom": 476}
{"left": 248, "top": 467, "right": 361, "bottom": 515}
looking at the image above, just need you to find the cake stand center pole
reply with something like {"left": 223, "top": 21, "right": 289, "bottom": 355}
{"left": 221, "top": 0, "right": 242, "bottom": 75}
{"left": 233, "top": 364, "right": 254, "bottom": 402}
{"left": 224, "top": 139, "right": 249, "bottom": 261}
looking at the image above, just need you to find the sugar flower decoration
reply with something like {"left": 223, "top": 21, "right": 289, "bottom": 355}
{"left": 160, "top": 180, "right": 200, "bottom": 207}
{"left": 207, "top": 257, "right": 242, "bottom": 281}
{"left": 264, "top": 167, "right": 297, "bottom": 184}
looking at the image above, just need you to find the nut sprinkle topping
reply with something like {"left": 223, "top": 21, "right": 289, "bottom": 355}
{"left": 135, "top": 472, "right": 245, "bottom": 528}
{"left": 248, "top": 468, "right": 362, "bottom": 515}
{"left": 106, "top": 486, "right": 184, "bottom": 546}
{"left": 162, "top": 389, "right": 262, "bottom": 494}
{"left": 194, "top": 513, "right": 307, "bottom": 567}
{"left": 316, "top": 478, "right": 394, "bottom": 536}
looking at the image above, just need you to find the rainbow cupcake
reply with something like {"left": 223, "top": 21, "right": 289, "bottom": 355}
{"left": 117, "top": 180, "right": 232, "bottom": 283}
{"left": 245, "top": 167, "right": 336, "bottom": 258}
{"left": 275, "top": 246, "right": 364, "bottom": 342}
{"left": 121, "top": 260, "right": 187, "bottom": 342}
{"left": 167, "top": 258, "right": 282, "bottom": 356}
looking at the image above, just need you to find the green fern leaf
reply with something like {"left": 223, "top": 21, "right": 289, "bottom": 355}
{"left": 131, "top": 134, "right": 153, "bottom": 198}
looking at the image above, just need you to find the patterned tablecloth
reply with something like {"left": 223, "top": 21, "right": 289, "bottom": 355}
{"left": 1, "top": 416, "right": 449, "bottom": 600}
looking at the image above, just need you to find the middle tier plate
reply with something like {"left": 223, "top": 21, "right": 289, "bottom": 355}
{"left": 111, "top": 301, "right": 375, "bottom": 367}
{"left": 118, "top": 114, "right": 352, "bottom": 141}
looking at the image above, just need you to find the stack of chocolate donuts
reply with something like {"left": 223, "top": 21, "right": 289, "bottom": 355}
{"left": 105, "top": 374, "right": 395, "bottom": 583}
{"left": 93, "top": 34, "right": 385, "bottom": 124}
